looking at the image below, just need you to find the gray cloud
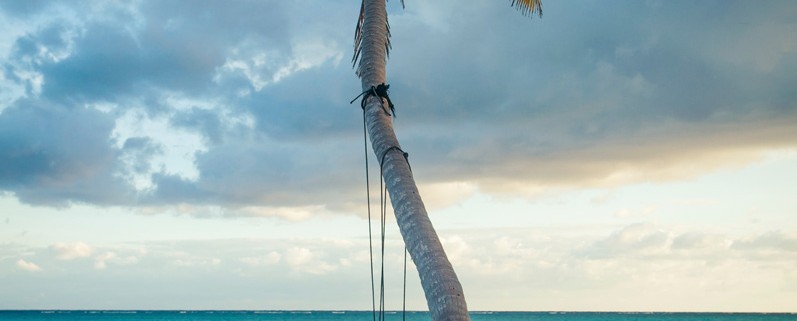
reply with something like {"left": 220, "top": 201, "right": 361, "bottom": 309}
{"left": 141, "top": 138, "right": 364, "bottom": 212}
{"left": 0, "top": 1, "right": 795, "bottom": 214}
{"left": 0, "top": 0, "right": 48, "bottom": 17}
{"left": 34, "top": 2, "right": 289, "bottom": 103}
{"left": 575, "top": 224, "right": 797, "bottom": 262}
{"left": 575, "top": 223, "right": 671, "bottom": 259}
{"left": 671, "top": 232, "right": 725, "bottom": 250}
{"left": 732, "top": 231, "right": 797, "bottom": 253}
{"left": 170, "top": 109, "right": 225, "bottom": 145}
{"left": 0, "top": 99, "right": 134, "bottom": 206}
{"left": 387, "top": 0, "right": 797, "bottom": 191}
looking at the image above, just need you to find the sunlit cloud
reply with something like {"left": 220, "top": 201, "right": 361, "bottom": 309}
{"left": 50, "top": 242, "right": 93, "bottom": 260}
{"left": 15, "top": 259, "right": 42, "bottom": 272}
{"left": 94, "top": 251, "right": 140, "bottom": 270}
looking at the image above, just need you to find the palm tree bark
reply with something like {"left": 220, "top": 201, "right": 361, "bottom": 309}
{"left": 357, "top": 1, "right": 470, "bottom": 320}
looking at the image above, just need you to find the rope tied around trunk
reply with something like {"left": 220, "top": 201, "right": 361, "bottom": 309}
{"left": 350, "top": 83, "right": 396, "bottom": 117}
{"left": 380, "top": 145, "right": 411, "bottom": 173}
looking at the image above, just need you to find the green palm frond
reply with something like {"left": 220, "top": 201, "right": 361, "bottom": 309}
{"left": 511, "top": 0, "right": 543, "bottom": 17}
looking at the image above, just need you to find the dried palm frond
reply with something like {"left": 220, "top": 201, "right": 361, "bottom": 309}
{"left": 352, "top": 0, "right": 404, "bottom": 72}
{"left": 352, "top": 1, "right": 366, "bottom": 68}
{"left": 385, "top": 12, "right": 392, "bottom": 59}
{"left": 511, "top": 0, "right": 543, "bottom": 17}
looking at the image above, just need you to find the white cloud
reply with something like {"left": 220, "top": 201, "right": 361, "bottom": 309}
{"left": 16, "top": 258, "right": 42, "bottom": 272}
{"left": 4, "top": 225, "right": 797, "bottom": 311}
{"left": 284, "top": 246, "right": 337, "bottom": 275}
{"left": 214, "top": 39, "right": 341, "bottom": 91}
{"left": 423, "top": 224, "right": 797, "bottom": 310}
{"left": 441, "top": 235, "right": 470, "bottom": 263}
{"left": 731, "top": 231, "right": 797, "bottom": 258}
{"left": 418, "top": 181, "right": 478, "bottom": 210}
{"left": 172, "top": 257, "right": 221, "bottom": 268}
{"left": 279, "top": 39, "right": 342, "bottom": 81}
{"left": 671, "top": 232, "right": 729, "bottom": 250}
{"left": 94, "top": 251, "right": 140, "bottom": 270}
{"left": 239, "top": 205, "right": 329, "bottom": 221}
{"left": 285, "top": 247, "right": 313, "bottom": 267}
{"left": 577, "top": 224, "right": 671, "bottom": 259}
{"left": 240, "top": 251, "right": 281, "bottom": 266}
{"left": 111, "top": 108, "right": 208, "bottom": 190}
{"left": 51, "top": 242, "right": 93, "bottom": 260}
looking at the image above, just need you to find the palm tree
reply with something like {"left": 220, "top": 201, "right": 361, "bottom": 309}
{"left": 352, "top": 1, "right": 541, "bottom": 320}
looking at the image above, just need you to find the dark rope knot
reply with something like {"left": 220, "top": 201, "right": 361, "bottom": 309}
{"left": 350, "top": 83, "right": 396, "bottom": 117}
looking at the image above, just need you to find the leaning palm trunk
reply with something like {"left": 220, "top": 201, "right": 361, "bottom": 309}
{"left": 356, "top": 0, "right": 470, "bottom": 320}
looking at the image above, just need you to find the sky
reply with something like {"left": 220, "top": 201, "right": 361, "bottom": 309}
{"left": 0, "top": 0, "right": 796, "bottom": 312}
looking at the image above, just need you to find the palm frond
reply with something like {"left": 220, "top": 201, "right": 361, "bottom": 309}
{"left": 353, "top": 0, "right": 401, "bottom": 75}
{"left": 511, "top": 0, "right": 542, "bottom": 18}
{"left": 352, "top": 1, "right": 365, "bottom": 68}
{"left": 352, "top": 1, "right": 394, "bottom": 69}
{"left": 385, "top": 13, "right": 392, "bottom": 60}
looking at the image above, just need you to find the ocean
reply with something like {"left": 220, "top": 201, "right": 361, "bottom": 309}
{"left": 1, "top": 311, "right": 795, "bottom": 321}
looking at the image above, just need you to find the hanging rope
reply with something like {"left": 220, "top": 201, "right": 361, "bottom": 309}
{"left": 379, "top": 168, "right": 387, "bottom": 321}
{"left": 358, "top": 85, "right": 410, "bottom": 321}
{"left": 362, "top": 111, "right": 377, "bottom": 321}
{"left": 379, "top": 145, "right": 410, "bottom": 321}
{"left": 403, "top": 246, "right": 407, "bottom": 321}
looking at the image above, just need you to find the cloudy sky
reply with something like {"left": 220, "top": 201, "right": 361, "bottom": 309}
{"left": 1, "top": 0, "right": 796, "bottom": 312}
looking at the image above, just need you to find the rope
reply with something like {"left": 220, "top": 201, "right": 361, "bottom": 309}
{"left": 357, "top": 85, "right": 410, "bottom": 321}
{"left": 362, "top": 111, "right": 377, "bottom": 321}
{"left": 403, "top": 246, "right": 407, "bottom": 321}
{"left": 378, "top": 145, "right": 409, "bottom": 321}
{"left": 351, "top": 83, "right": 396, "bottom": 117}
{"left": 379, "top": 146, "right": 410, "bottom": 173}
{"left": 380, "top": 173, "right": 386, "bottom": 321}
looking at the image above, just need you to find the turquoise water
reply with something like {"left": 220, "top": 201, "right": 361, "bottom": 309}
{"left": 1, "top": 311, "right": 796, "bottom": 321}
